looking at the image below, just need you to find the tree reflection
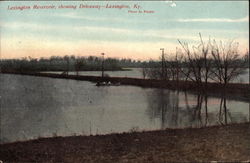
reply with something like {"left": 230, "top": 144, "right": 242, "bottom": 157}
{"left": 218, "top": 97, "right": 233, "bottom": 125}
{"left": 146, "top": 89, "right": 179, "bottom": 129}
{"left": 184, "top": 92, "right": 206, "bottom": 127}
{"left": 145, "top": 89, "right": 245, "bottom": 128}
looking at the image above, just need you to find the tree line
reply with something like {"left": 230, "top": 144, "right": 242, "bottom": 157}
{"left": 0, "top": 56, "right": 146, "bottom": 73}
{"left": 0, "top": 54, "right": 182, "bottom": 73}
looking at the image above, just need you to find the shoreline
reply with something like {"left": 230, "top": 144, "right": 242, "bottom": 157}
{"left": 1, "top": 71, "right": 249, "bottom": 101}
{"left": 1, "top": 123, "right": 249, "bottom": 162}
{"left": 1, "top": 122, "right": 249, "bottom": 145}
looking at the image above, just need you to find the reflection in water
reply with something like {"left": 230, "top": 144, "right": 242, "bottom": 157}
{"left": 146, "top": 90, "right": 249, "bottom": 128}
{"left": 217, "top": 97, "right": 248, "bottom": 125}
{"left": 146, "top": 90, "right": 180, "bottom": 129}
{"left": 184, "top": 93, "right": 208, "bottom": 127}
{"left": 0, "top": 74, "right": 69, "bottom": 143}
{"left": 0, "top": 74, "right": 249, "bottom": 143}
{"left": 219, "top": 97, "right": 228, "bottom": 125}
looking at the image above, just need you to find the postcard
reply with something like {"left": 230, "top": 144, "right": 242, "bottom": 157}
{"left": 0, "top": 0, "right": 249, "bottom": 162}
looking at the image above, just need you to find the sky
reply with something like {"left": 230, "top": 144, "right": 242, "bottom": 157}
{"left": 0, "top": 1, "right": 249, "bottom": 60}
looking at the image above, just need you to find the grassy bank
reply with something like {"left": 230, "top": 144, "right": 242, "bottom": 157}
{"left": 1, "top": 123, "right": 249, "bottom": 162}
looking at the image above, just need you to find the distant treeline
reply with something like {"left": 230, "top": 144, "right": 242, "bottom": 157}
{"left": 0, "top": 52, "right": 248, "bottom": 73}
{"left": 0, "top": 56, "right": 144, "bottom": 72}
{"left": 0, "top": 55, "right": 192, "bottom": 72}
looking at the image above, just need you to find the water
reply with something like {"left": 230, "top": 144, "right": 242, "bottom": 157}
{"left": 42, "top": 68, "right": 249, "bottom": 83}
{"left": 42, "top": 68, "right": 143, "bottom": 78}
{"left": 0, "top": 74, "right": 249, "bottom": 143}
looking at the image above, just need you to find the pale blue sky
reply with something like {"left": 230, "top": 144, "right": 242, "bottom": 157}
{"left": 0, "top": 1, "right": 249, "bottom": 59}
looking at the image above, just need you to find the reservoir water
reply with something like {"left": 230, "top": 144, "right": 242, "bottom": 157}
{"left": 0, "top": 74, "right": 249, "bottom": 143}
{"left": 43, "top": 68, "right": 249, "bottom": 83}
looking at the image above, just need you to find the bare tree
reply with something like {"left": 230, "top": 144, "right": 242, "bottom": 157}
{"left": 168, "top": 47, "right": 187, "bottom": 82}
{"left": 63, "top": 55, "right": 70, "bottom": 75}
{"left": 178, "top": 34, "right": 215, "bottom": 90}
{"left": 159, "top": 52, "right": 169, "bottom": 80}
{"left": 141, "top": 67, "right": 149, "bottom": 79}
{"left": 75, "top": 59, "right": 85, "bottom": 76}
{"left": 198, "top": 33, "right": 212, "bottom": 88}
{"left": 210, "top": 40, "right": 247, "bottom": 87}
{"left": 147, "top": 67, "right": 162, "bottom": 79}
{"left": 178, "top": 38, "right": 204, "bottom": 88}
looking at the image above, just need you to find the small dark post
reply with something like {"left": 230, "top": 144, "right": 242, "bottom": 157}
{"left": 101, "top": 53, "right": 105, "bottom": 78}
{"left": 67, "top": 58, "right": 69, "bottom": 75}
{"left": 160, "top": 48, "right": 165, "bottom": 79}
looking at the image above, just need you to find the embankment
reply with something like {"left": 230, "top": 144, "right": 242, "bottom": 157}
{"left": 1, "top": 71, "right": 249, "bottom": 101}
{"left": 1, "top": 123, "right": 249, "bottom": 162}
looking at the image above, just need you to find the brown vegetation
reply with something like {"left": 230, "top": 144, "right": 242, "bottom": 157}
{"left": 1, "top": 123, "right": 249, "bottom": 162}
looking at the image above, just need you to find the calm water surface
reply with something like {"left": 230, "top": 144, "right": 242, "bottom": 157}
{"left": 0, "top": 74, "right": 249, "bottom": 143}
{"left": 44, "top": 68, "right": 249, "bottom": 83}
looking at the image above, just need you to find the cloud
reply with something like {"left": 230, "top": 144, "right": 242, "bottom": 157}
{"left": 54, "top": 12, "right": 135, "bottom": 23}
{"left": 170, "top": 3, "right": 176, "bottom": 7}
{"left": 1, "top": 21, "right": 130, "bottom": 33}
{"left": 2, "top": 21, "right": 248, "bottom": 46}
{"left": 177, "top": 16, "right": 249, "bottom": 23}
{"left": 165, "top": 1, "right": 177, "bottom": 7}
{"left": 57, "top": 10, "right": 248, "bottom": 25}
{"left": 1, "top": 21, "right": 197, "bottom": 42}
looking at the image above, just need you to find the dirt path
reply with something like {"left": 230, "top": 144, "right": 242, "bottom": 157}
{"left": 1, "top": 123, "right": 249, "bottom": 162}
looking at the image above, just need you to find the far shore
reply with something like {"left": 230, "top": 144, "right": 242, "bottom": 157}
{"left": 39, "top": 67, "right": 133, "bottom": 72}
{"left": 1, "top": 123, "right": 249, "bottom": 162}
{"left": 1, "top": 71, "right": 249, "bottom": 101}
